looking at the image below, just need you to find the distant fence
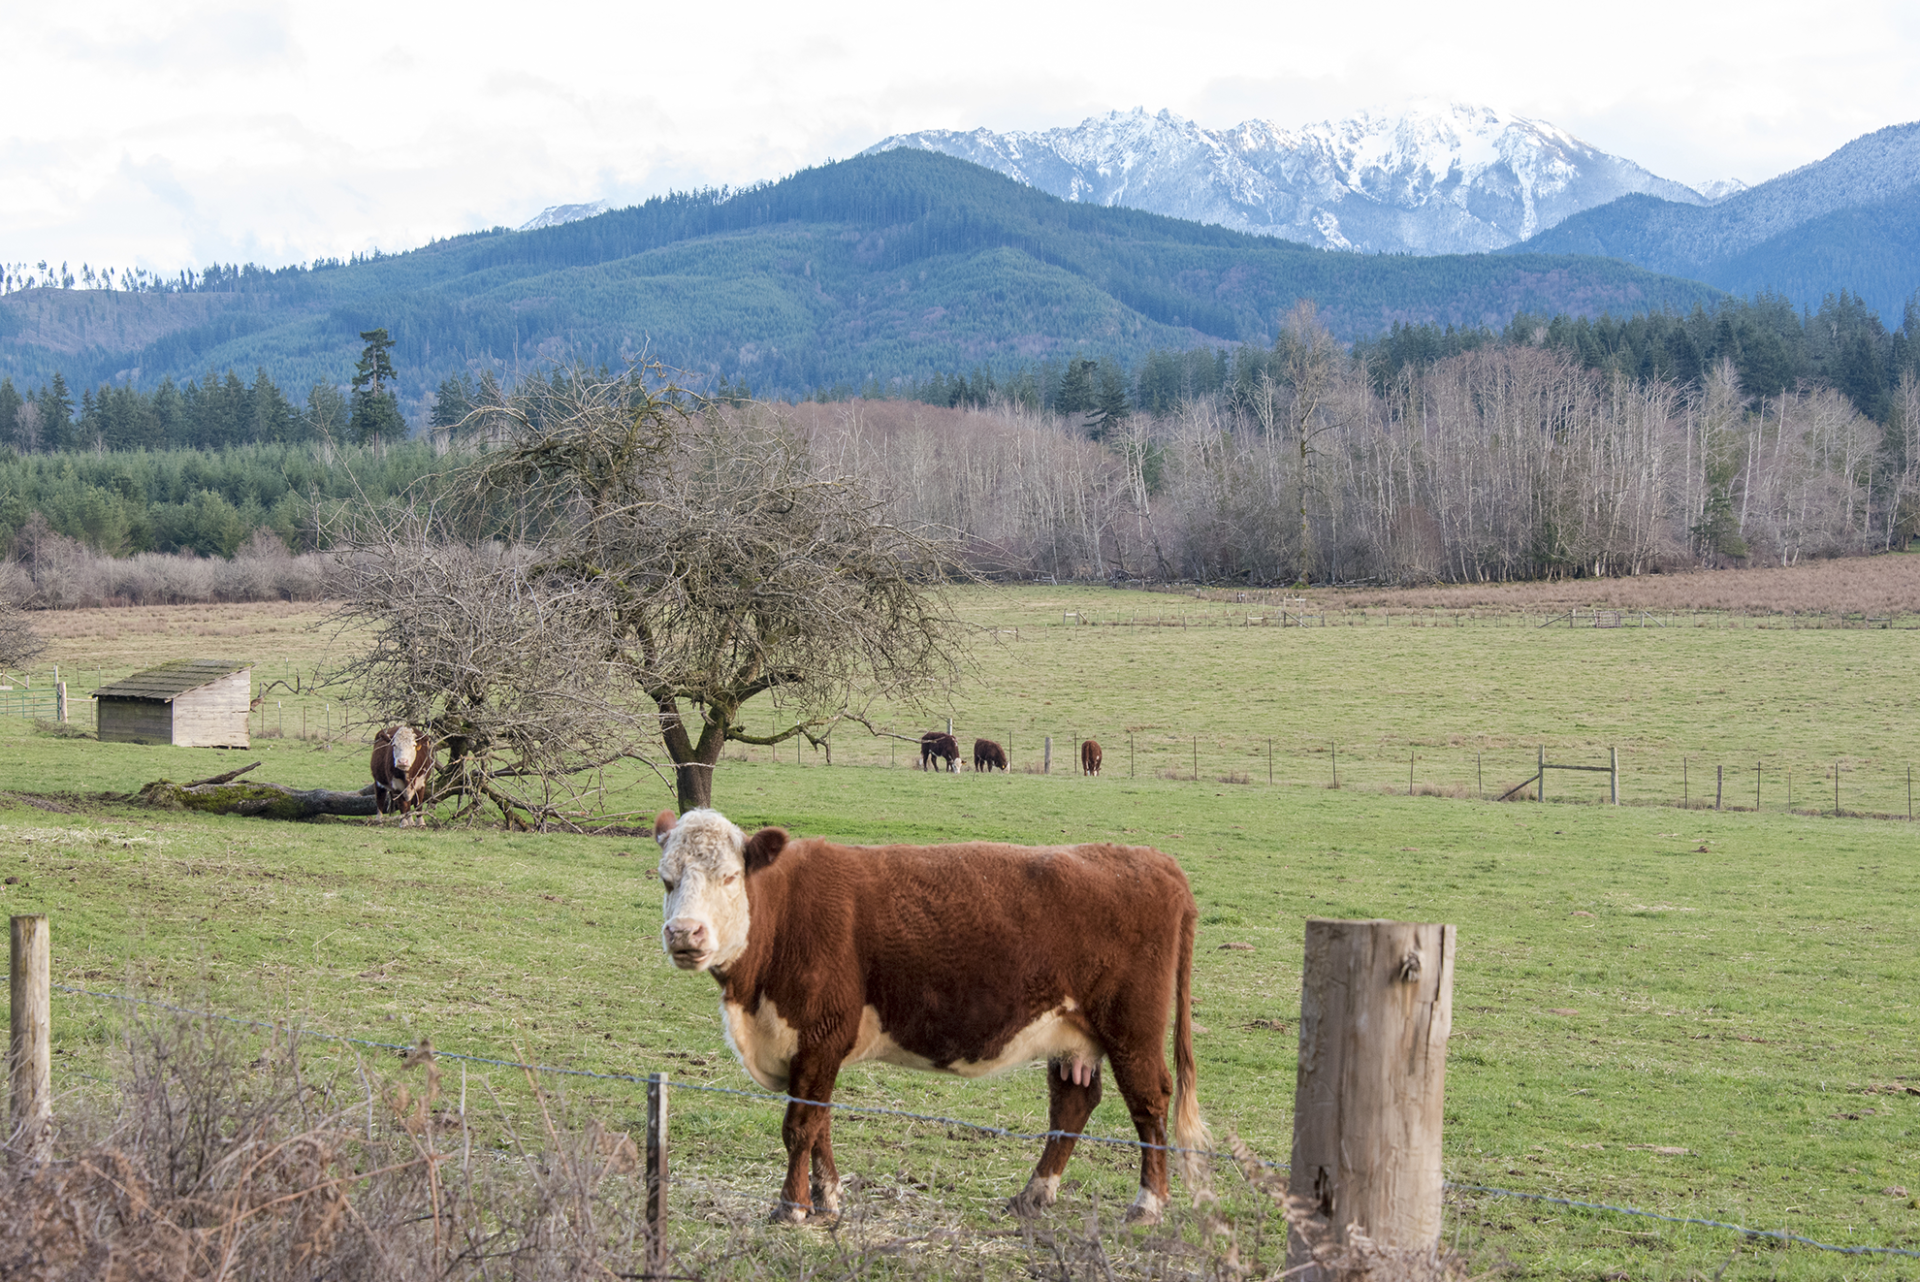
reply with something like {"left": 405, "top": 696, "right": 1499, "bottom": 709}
{"left": 750, "top": 731, "right": 1920, "bottom": 822}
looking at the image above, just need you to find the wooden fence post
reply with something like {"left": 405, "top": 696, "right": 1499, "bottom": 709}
{"left": 54, "top": 683, "right": 66, "bottom": 725}
{"left": 646, "top": 1071, "right": 669, "bottom": 1277}
{"left": 1537, "top": 745, "right": 1545, "bottom": 802}
{"left": 1289, "top": 918, "right": 1455, "bottom": 1278}
{"left": 1610, "top": 748, "right": 1618, "bottom": 805}
{"left": 1716, "top": 764, "right": 1723, "bottom": 811}
{"left": 10, "top": 915, "right": 51, "bottom": 1160}
{"left": 1043, "top": 737, "right": 1051, "bottom": 775}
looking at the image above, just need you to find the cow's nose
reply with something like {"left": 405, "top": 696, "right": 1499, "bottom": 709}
{"left": 664, "top": 919, "right": 708, "bottom": 950}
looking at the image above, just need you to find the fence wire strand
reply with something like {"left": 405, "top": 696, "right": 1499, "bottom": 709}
{"left": 44, "top": 982, "right": 1920, "bottom": 1261}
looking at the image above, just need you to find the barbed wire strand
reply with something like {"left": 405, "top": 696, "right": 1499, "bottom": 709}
{"left": 1444, "top": 1184, "right": 1920, "bottom": 1260}
{"left": 48, "top": 983, "right": 1920, "bottom": 1260}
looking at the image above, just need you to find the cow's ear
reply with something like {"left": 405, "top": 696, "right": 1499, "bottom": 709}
{"left": 653, "top": 811, "right": 678, "bottom": 848}
{"left": 742, "top": 827, "right": 788, "bottom": 873}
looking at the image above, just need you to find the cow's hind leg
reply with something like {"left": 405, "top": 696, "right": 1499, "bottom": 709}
{"left": 1009, "top": 1056, "right": 1102, "bottom": 1217}
{"left": 1105, "top": 1050, "right": 1175, "bottom": 1224}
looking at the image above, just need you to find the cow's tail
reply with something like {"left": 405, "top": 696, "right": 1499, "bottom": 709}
{"left": 1172, "top": 900, "right": 1212, "bottom": 1196}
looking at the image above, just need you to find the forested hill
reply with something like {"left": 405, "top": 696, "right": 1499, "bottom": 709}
{"left": 0, "top": 149, "right": 1723, "bottom": 408}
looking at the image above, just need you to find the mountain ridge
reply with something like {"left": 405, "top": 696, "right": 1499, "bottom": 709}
{"left": 866, "top": 103, "right": 1709, "bottom": 255}
{"left": 1510, "top": 120, "right": 1920, "bottom": 317}
{"left": 0, "top": 149, "right": 1724, "bottom": 406}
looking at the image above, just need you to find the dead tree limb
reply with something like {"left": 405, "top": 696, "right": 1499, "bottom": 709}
{"left": 140, "top": 778, "right": 379, "bottom": 820}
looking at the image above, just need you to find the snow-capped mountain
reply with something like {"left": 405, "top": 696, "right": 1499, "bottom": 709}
{"left": 864, "top": 104, "right": 1709, "bottom": 255}
{"left": 519, "top": 201, "right": 610, "bottom": 231}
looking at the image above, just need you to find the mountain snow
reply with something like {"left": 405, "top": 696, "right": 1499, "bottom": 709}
{"left": 865, "top": 104, "right": 1708, "bottom": 255}
{"left": 519, "top": 201, "right": 611, "bottom": 231}
{"left": 1694, "top": 178, "right": 1750, "bottom": 203}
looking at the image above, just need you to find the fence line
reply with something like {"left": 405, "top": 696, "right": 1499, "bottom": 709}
{"left": 36, "top": 982, "right": 1920, "bottom": 1262}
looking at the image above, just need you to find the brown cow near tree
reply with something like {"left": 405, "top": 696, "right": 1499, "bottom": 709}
{"left": 371, "top": 725, "right": 433, "bottom": 824}
{"left": 1080, "top": 738, "right": 1103, "bottom": 776}
{"left": 973, "top": 737, "right": 1008, "bottom": 772}
{"left": 654, "top": 808, "right": 1208, "bottom": 1224}
{"left": 919, "top": 730, "right": 960, "bottom": 772}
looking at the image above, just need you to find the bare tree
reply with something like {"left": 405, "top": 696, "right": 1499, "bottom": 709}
{"left": 0, "top": 600, "right": 42, "bottom": 671}
{"left": 338, "top": 369, "right": 966, "bottom": 818}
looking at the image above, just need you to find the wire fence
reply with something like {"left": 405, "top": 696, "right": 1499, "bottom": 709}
{"left": 39, "top": 982, "right": 1920, "bottom": 1263}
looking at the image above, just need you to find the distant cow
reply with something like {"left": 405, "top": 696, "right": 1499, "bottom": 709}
{"left": 973, "top": 737, "right": 1008, "bottom": 773}
{"left": 919, "top": 731, "right": 960, "bottom": 772}
{"left": 1080, "top": 738, "right": 1103, "bottom": 776}
{"left": 654, "top": 808, "right": 1207, "bottom": 1224}
{"left": 371, "top": 725, "right": 433, "bottom": 824}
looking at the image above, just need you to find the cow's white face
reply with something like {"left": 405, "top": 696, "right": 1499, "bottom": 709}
{"left": 390, "top": 726, "right": 418, "bottom": 771}
{"left": 657, "top": 808, "right": 752, "bottom": 972}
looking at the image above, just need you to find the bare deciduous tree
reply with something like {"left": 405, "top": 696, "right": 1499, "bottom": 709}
{"left": 339, "top": 369, "right": 966, "bottom": 819}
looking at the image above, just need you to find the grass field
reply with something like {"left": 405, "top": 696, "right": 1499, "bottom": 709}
{"left": 2, "top": 580, "right": 1918, "bottom": 1278}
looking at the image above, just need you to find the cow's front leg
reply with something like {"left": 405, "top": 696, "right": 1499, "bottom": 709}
{"left": 1010, "top": 1054, "right": 1103, "bottom": 1217}
{"left": 774, "top": 1056, "right": 843, "bottom": 1224}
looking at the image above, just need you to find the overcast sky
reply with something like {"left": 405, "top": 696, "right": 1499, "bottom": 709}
{"left": 5, "top": 0, "right": 1916, "bottom": 275}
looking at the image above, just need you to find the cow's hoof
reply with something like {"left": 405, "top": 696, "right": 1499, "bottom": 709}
{"left": 770, "top": 1202, "right": 809, "bottom": 1225}
{"left": 1123, "top": 1189, "right": 1165, "bottom": 1225}
{"left": 1007, "top": 1175, "right": 1060, "bottom": 1218}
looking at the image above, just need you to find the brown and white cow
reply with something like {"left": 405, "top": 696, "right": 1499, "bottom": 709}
{"left": 654, "top": 808, "right": 1207, "bottom": 1224}
{"left": 371, "top": 725, "right": 433, "bottom": 824}
{"left": 1080, "top": 738, "right": 1103, "bottom": 776}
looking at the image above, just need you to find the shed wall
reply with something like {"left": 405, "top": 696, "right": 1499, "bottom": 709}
{"left": 172, "top": 670, "right": 251, "bottom": 748}
{"left": 98, "top": 700, "right": 173, "bottom": 745}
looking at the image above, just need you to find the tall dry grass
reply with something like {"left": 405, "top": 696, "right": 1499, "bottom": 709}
{"left": 0, "top": 1014, "right": 1474, "bottom": 1281}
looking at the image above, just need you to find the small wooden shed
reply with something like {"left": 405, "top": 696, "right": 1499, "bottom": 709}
{"left": 94, "top": 660, "right": 252, "bottom": 748}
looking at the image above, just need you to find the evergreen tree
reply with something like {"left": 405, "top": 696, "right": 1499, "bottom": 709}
{"left": 349, "top": 327, "right": 407, "bottom": 444}
{"left": 430, "top": 373, "right": 476, "bottom": 433}
{"left": 1056, "top": 357, "right": 1098, "bottom": 418}
{"left": 0, "top": 378, "right": 21, "bottom": 450}
{"left": 37, "top": 374, "right": 73, "bottom": 452}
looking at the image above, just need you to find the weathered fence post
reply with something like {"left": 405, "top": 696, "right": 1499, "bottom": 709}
{"left": 1043, "top": 737, "right": 1051, "bottom": 775}
{"left": 1537, "top": 745, "right": 1545, "bottom": 802}
{"left": 1610, "top": 747, "right": 1618, "bottom": 805}
{"left": 10, "top": 914, "right": 51, "bottom": 1160}
{"left": 1716, "top": 764, "right": 1723, "bottom": 811}
{"left": 646, "top": 1071, "right": 669, "bottom": 1277}
{"left": 1288, "top": 918, "right": 1455, "bottom": 1278}
{"left": 54, "top": 683, "right": 66, "bottom": 725}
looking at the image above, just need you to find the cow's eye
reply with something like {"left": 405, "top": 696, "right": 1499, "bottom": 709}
{"left": 723, "top": 872, "right": 739, "bottom": 886}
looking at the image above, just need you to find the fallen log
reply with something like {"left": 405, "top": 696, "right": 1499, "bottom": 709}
{"left": 140, "top": 777, "right": 380, "bottom": 820}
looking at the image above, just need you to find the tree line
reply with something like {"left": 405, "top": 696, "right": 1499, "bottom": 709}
{"left": 0, "top": 329, "right": 408, "bottom": 454}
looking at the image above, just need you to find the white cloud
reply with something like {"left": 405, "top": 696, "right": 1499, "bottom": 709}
{"left": 3, "top": 0, "right": 1916, "bottom": 271}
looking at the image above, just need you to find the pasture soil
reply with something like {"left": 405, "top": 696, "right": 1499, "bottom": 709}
{"left": 1, "top": 574, "right": 1917, "bottom": 1278}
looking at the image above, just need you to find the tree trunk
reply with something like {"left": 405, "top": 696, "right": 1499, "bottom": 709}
{"left": 140, "top": 778, "right": 378, "bottom": 819}
{"left": 657, "top": 695, "right": 729, "bottom": 812}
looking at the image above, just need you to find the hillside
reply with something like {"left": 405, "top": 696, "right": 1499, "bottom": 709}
{"left": 1511, "top": 121, "right": 1920, "bottom": 319}
{"left": 0, "top": 150, "right": 1724, "bottom": 407}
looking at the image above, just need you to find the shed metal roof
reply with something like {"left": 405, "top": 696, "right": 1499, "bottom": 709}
{"left": 93, "top": 659, "right": 252, "bottom": 703}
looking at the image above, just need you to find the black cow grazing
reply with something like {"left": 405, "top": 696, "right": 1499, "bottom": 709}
{"left": 973, "top": 737, "right": 1008, "bottom": 772}
{"left": 371, "top": 725, "right": 434, "bottom": 824}
{"left": 919, "top": 731, "right": 961, "bottom": 772}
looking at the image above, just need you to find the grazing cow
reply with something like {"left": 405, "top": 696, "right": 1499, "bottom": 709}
{"left": 1080, "top": 738, "right": 1103, "bottom": 776}
{"left": 919, "top": 730, "right": 961, "bottom": 772}
{"left": 654, "top": 808, "right": 1207, "bottom": 1224}
{"left": 371, "top": 725, "right": 433, "bottom": 825}
{"left": 973, "top": 737, "right": 1008, "bottom": 773}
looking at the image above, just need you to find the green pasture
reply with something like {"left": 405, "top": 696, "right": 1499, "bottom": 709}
{"left": 0, "top": 586, "right": 1917, "bottom": 1277}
